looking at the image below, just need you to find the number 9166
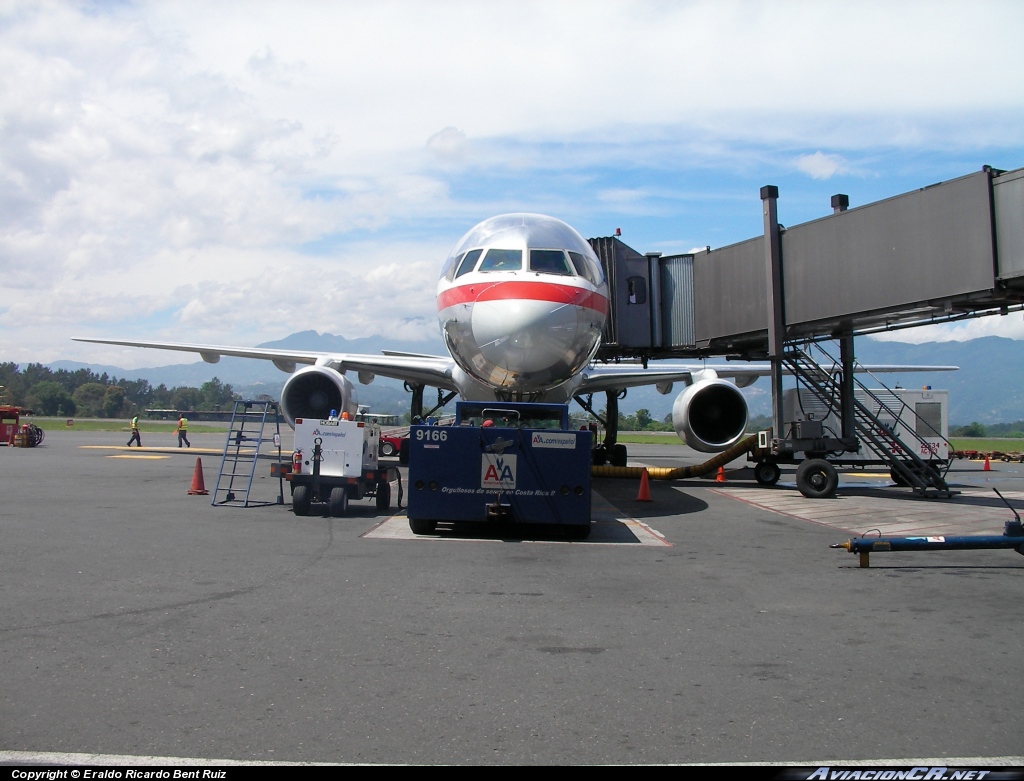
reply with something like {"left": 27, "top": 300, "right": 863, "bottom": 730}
{"left": 415, "top": 429, "right": 448, "bottom": 441}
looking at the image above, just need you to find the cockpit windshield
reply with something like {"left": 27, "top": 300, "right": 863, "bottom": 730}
{"left": 454, "top": 249, "right": 482, "bottom": 279}
{"left": 443, "top": 243, "right": 605, "bottom": 285}
{"left": 529, "top": 249, "right": 573, "bottom": 276}
{"left": 568, "top": 251, "right": 605, "bottom": 286}
{"left": 477, "top": 248, "right": 522, "bottom": 272}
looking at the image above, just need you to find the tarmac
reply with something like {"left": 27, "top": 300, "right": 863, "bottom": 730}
{"left": 2, "top": 430, "right": 1022, "bottom": 766}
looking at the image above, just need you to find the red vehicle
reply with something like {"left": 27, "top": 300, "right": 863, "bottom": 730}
{"left": 379, "top": 433, "right": 406, "bottom": 458}
{"left": 0, "top": 406, "right": 43, "bottom": 447}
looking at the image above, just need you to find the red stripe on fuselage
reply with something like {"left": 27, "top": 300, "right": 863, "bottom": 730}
{"left": 437, "top": 281, "right": 609, "bottom": 315}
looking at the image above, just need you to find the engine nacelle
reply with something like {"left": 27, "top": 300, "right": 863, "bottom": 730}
{"left": 672, "top": 378, "right": 748, "bottom": 453}
{"left": 280, "top": 365, "right": 358, "bottom": 427}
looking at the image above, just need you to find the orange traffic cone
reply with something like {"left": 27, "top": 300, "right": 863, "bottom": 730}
{"left": 636, "top": 468, "right": 652, "bottom": 502}
{"left": 715, "top": 466, "right": 726, "bottom": 483}
{"left": 983, "top": 455, "right": 991, "bottom": 471}
{"left": 188, "top": 457, "right": 209, "bottom": 495}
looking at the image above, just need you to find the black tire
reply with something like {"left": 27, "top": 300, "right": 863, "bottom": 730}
{"left": 890, "top": 466, "right": 911, "bottom": 486}
{"left": 591, "top": 445, "right": 608, "bottom": 466}
{"left": 329, "top": 486, "right": 348, "bottom": 517}
{"left": 292, "top": 485, "right": 311, "bottom": 516}
{"left": 409, "top": 518, "right": 437, "bottom": 535}
{"left": 380, "top": 441, "right": 395, "bottom": 457}
{"left": 754, "top": 461, "right": 781, "bottom": 486}
{"left": 376, "top": 480, "right": 391, "bottom": 511}
{"left": 609, "top": 443, "right": 628, "bottom": 467}
{"left": 795, "top": 459, "right": 838, "bottom": 499}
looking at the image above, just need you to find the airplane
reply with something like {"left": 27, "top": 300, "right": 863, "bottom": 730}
{"left": 74, "top": 213, "right": 953, "bottom": 465}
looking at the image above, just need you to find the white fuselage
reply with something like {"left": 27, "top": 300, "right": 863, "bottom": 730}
{"left": 435, "top": 213, "right": 609, "bottom": 402}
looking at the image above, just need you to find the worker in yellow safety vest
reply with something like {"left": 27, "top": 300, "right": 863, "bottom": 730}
{"left": 127, "top": 414, "right": 142, "bottom": 447}
{"left": 176, "top": 415, "right": 190, "bottom": 448}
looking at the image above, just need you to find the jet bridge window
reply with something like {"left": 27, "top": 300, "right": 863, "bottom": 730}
{"left": 478, "top": 248, "right": 522, "bottom": 272}
{"left": 568, "top": 251, "right": 604, "bottom": 286}
{"left": 529, "top": 249, "right": 573, "bottom": 276}
{"left": 453, "top": 249, "right": 483, "bottom": 279}
{"left": 627, "top": 276, "right": 647, "bottom": 304}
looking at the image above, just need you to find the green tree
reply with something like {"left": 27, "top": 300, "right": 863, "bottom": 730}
{"left": 952, "top": 421, "right": 986, "bottom": 437}
{"left": 170, "top": 387, "right": 201, "bottom": 411}
{"left": 0, "top": 363, "right": 27, "bottom": 405}
{"left": 198, "top": 378, "right": 238, "bottom": 410}
{"left": 119, "top": 378, "right": 153, "bottom": 410}
{"left": 102, "top": 385, "right": 127, "bottom": 418}
{"left": 150, "top": 384, "right": 173, "bottom": 409}
{"left": 72, "top": 383, "right": 107, "bottom": 416}
{"left": 26, "top": 381, "right": 76, "bottom": 416}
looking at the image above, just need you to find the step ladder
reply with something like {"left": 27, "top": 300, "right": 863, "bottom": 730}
{"left": 212, "top": 400, "right": 285, "bottom": 507}
{"left": 784, "top": 343, "right": 954, "bottom": 498}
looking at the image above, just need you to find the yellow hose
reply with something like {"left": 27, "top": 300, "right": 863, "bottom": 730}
{"left": 591, "top": 435, "right": 761, "bottom": 480}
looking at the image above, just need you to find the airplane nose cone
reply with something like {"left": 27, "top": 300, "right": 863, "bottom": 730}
{"left": 468, "top": 296, "right": 598, "bottom": 388}
{"left": 439, "top": 281, "right": 606, "bottom": 393}
{"left": 473, "top": 299, "right": 579, "bottom": 374}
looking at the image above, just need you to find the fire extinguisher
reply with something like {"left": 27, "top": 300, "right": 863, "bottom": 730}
{"left": 292, "top": 449, "right": 302, "bottom": 474}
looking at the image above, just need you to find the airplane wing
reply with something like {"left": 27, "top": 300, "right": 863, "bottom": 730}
{"left": 73, "top": 337, "right": 956, "bottom": 399}
{"left": 578, "top": 364, "right": 700, "bottom": 394}
{"left": 71, "top": 337, "right": 459, "bottom": 391}
{"left": 577, "top": 361, "right": 959, "bottom": 395}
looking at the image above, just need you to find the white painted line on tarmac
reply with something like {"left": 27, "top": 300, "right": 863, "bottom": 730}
{"left": 1, "top": 750, "right": 1019, "bottom": 766}
{"left": 711, "top": 486, "right": 1021, "bottom": 536}
{"left": 362, "top": 491, "right": 669, "bottom": 546}
{"left": 0, "top": 750, "right": 338, "bottom": 765}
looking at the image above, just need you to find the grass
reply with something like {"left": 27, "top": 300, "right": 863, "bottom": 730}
{"left": 612, "top": 433, "right": 1024, "bottom": 453}
{"left": 26, "top": 417, "right": 1023, "bottom": 453}
{"left": 614, "top": 432, "right": 681, "bottom": 445}
{"left": 28, "top": 417, "right": 230, "bottom": 434}
{"left": 948, "top": 438, "right": 1024, "bottom": 453}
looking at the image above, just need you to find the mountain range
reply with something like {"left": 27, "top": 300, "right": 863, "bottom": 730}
{"left": 50, "top": 332, "right": 1023, "bottom": 425}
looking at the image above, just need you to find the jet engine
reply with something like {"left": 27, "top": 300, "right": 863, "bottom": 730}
{"left": 280, "top": 365, "right": 358, "bottom": 427}
{"left": 671, "top": 378, "right": 748, "bottom": 453}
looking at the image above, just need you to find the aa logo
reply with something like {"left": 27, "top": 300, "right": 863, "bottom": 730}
{"left": 481, "top": 454, "right": 517, "bottom": 489}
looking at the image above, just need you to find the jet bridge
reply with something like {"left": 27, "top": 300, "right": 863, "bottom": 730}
{"left": 593, "top": 165, "right": 1024, "bottom": 358}
{"left": 591, "top": 164, "right": 1024, "bottom": 497}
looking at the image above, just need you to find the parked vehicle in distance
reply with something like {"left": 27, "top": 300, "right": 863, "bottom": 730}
{"left": 379, "top": 433, "right": 405, "bottom": 458}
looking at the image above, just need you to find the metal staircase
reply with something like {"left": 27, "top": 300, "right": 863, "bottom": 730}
{"left": 784, "top": 343, "right": 954, "bottom": 498}
{"left": 212, "top": 400, "right": 285, "bottom": 507}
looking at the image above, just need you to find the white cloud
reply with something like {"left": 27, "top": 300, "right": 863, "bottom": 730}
{"left": 795, "top": 151, "right": 848, "bottom": 180}
{"left": 2, "top": 0, "right": 1024, "bottom": 368}
{"left": 426, "top": 127, "right": 467, "bottom": 161}
{"left": 869, "top": 313, "right": 1024, "bottom": 344}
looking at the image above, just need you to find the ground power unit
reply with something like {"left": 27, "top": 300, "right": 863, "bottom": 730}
{"left": 289, "top": 416, "right": 393, "bottom": 516}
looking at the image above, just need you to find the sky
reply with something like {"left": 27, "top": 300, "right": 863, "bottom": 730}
{"left": 2, "top": 0, "right": 1024, "bottom": 369}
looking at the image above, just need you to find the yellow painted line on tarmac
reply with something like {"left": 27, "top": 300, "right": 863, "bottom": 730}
{"left": 79, "top": 445, "right": 221, "bottom": 454}
{"left": 107, "top": 454, "right": 171, "bottom": 460}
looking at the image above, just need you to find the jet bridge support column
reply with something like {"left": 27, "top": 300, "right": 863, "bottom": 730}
{"left": 839, "top": 336, "right": 856, "bottom": 441}
{"left": 761, "top": 185, "right": 786, "bottom": 438}
{"left": 832, "top": 194, "right": 857, "bottom": 444}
